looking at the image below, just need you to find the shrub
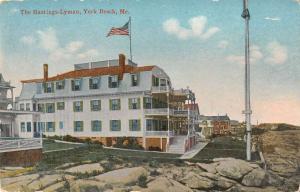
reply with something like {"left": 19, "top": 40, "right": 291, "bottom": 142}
{"left": 148, "top": 146, "right": 161, "bottom": 151}
{"left": 137, "top": 175, "right": 147, "bottom": 188}
{"left": 148, "top": 160, "right": 159, "bottom": 168}
{"left": 113, "top": 137, "right": 144, "bottom": 150}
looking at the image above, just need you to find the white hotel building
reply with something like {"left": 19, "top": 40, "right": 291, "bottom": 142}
{"left": 15, "top": 54, "right": 199, "bottom": 153}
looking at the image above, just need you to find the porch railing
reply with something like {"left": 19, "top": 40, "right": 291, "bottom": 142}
{"left": 0, "top": 138, "right": 42, "bottom": 152}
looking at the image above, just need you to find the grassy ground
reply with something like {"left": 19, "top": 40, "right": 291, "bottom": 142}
{"left": 191, "top": 136, "right": 246, "bottom": 161}
{"left": 36, "top": 137, "right": 246, "bottom": 171}
{"left": 37, "top": 140, "right": 181, "bottom": 171}
{"left": 43, "top": 139, "right": 83, "bottom": 152}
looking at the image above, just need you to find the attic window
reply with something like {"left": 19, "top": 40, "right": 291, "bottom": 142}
{"left": 131, "top": 73, "right": 139, "bottom": 87}
{"left": 108, "top": 75, "right": 119, "bottom": 88}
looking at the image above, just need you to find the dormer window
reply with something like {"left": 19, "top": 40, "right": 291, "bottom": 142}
{"left": 71, "top": 79, "right": 81, "bottom": 91}
{"left": 108, "top": 75, "right": 119, "bottom": 88}
{"left": 44, "top": 82, "right": 54, "bottom": 93}
{"left": 131, "top": 73, "right": 139, "bottom": 87}
{"left": 89, "top": 77, "right": 100, "bottom": 89}
{"left": 56, "top": 80, "right": 65, "bottom": 90}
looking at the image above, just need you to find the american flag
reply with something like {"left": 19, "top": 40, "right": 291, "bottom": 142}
{"left": 107, "top": 21, "right": 129, "bottom": 37}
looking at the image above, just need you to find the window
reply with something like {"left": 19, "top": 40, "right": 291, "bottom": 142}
{"left": 38, "top": 122, "right": 45, "bottom": 133}
{"left": 90, "top": 100, "right": 101, "bottom": 111}
{"left": 46, "top": 103, "right": 55, "bottom": 113}
{"left": 71, "top": 79, "right": 82, "bottom": 91}
{"left": 89, "top": 77, "right": 100, "bottom": 89}
{"left": 143, "top": 97, "right": 152, "bottom": 109}
{"left": 129, "top": 98, "right": 140, "bottom": 109}
{"left": 110, "top": 120, "right": 121, "bottom": 131}
{"left": 73, "top": 101, "right": 83, "bottom": 112}
{"left": 46, "top": 122, "right": 55, "bottom": 132}
{"left": 131, "top": 73, "right": 139, "bottom": 86}
{"left": 57, "top": 102, "right": 65, "bottom": 110}
{"left": 129, "top": 119, "right": 141, "bottom": 131}
{"left": 74, "top": 121, "right": 84, "bottom": 132}
{"left": 109, "top": 99, "right": 121, "bottom": 110}
{"left": 56, "top": 80, "right": 65, "bottom": 90}
{"left": 44, "top": 82, "right": 54, "bottom": 93}
{"left": 152, "top": 76, "right": 159, "bottom": 86}
{"left": 146, "top": 119, "right": 153, "bottom": 131}
{"left": 20, "top": 103, "right": 24, "bottom": 111}
{"left": 37, "top": 104, "right": 45, "bottom": 112}
{"left": 108, "top": 75, "right": 119, "bottom": 88}
{"left": 26, "top": 122, "right": 31, "bottom": 132}
{"left": 25, "top": 103, "right": 30, "bottom": 111}
{"left": 160, "top": 79, "right": 166, "bottom": 87}
{"left": 59, "top": 121, "right": 64, "bottom": 129}
{"left": 21, "top": 122, "right": 26, "bottom": 132}
{"left": 91, "top": 120, "right": 102, "bottom": 132}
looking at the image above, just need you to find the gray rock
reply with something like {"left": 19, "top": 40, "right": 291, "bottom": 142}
{"left": 226, "top": 184, "right": 281, "bottom": 192}
{"left": 142, "top": 176, "right": 193, "bottom": 192}
{"left": 196, "top": 162, "right": 217, "bottom": 174}
{"left": 65, "top": 163, "right": 104, "bottom": 174}
{"left": 242, "top": 168, "right": 268, "bottom": 187}
{"left": 198, "top": 172, "right": 237, "bottom": 189}
{"left": 180, "top": 172, "right": 214, "bottom": 189}
{"left": 215, "top": 159, "right": 254, "bottom": 180}
{"left": 94, "top": 167, "right": 148, "bottom": 186}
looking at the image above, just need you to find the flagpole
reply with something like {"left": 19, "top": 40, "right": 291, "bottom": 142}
{"left": 129, "top": 17, "right": 133, "bottom": 61}
{"left": 242, "top": 0, "right": 252, "bottom": 161}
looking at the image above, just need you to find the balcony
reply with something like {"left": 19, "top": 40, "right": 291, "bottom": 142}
{"left": 173, "top": 110, "right": 188, "bottom": 117}
{"left": 0, "top": 138, "right": 42, "bottom": 153}
{"left": 151, "top": 86, "right": 170, "bottom": 93}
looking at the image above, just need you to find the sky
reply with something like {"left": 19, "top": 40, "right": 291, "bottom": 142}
{"left": 0, "top": 0, "right": 299, "bottom": 125}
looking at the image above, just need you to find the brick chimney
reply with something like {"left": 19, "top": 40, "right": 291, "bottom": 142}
{"left": 118, "top": 54, "right": 126, "bottom": 80}
{"left": 43, "top": 64, "right": 48, "bottom": 81}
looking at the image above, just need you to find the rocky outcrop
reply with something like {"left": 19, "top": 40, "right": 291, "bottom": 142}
{"left": 142, "top": 176, "right": 193, "bottom": 192}
{"left": 215, "top": 158, "right": 254, "bottom": 180}
{"left": 242, "top": 167, "right": 268, "bottom": 187}
{"left": 65, "top": 163, "right": 104, "bottom": 174}
{"left": 1, "top": 157, "right": 292, "bottom": 192}
{"left": 94, "top": 166, "right": 148, "bottom": 186}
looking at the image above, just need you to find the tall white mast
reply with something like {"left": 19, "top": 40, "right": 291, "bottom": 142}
{"left": 242, "top": 0, "right": 252, "bottom": 161}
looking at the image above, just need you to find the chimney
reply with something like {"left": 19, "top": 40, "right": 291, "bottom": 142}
{"left": 43, "top": 64, "right": 48, "bottom": 81}
{"left": 118, "top": 54, "right": 126, "bottom": 80}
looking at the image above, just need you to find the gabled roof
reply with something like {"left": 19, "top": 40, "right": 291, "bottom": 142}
{"left": 21, "top": 65, "right": 156, "bottom": 83}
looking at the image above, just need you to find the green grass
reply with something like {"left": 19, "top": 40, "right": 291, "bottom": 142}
{"left": 192, "top": 136, "right": 246, "bottom": 161}
{"left": 37, "top": 142, "right": 181, "bottom": 171}
{"left": 42, "top": 139, "right": 84, "bottom": 152}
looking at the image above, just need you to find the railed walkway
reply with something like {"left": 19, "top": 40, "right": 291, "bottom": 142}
{"left": 180, "top": 142, "right": 208, "bottom": 159}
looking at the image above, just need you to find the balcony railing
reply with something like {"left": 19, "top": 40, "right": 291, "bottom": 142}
{"left": 144, "top": 108, "right": 173, "bottom": 116}
{"left": 0, "top": 138, "right": 42, "bottom": 152}
{"left": 145, "top": 131, "right": 174, "bottom": 137}
{"left": 173, "top": 110, "right": 188, "bottom": 116}
{"left": 151, "top": 86, "right": 170, "bottom": 93}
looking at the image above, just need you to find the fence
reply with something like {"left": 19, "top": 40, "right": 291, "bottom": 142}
{"left": 0, "top": 138, "right": 42, "bottom": 152}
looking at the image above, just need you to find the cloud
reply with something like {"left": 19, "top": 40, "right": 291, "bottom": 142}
{"left": 294, "top": 0, "right": 300, "bottom": 5}
{"left": 217, "top": 40, "right": 229, "bottom": 49}
{"left": 211, "top": 0, "right": 220, "bottom": 2}
{"left": 264, "top": 17, "right": 281, "bottom": 21}
{"left": 20, "top": 35, "right": 36, "bottom": 45}
{"left": 37, "top": 27, "right": 59, "bottom": 51}
{"left": 265, "top": 41, "right": 287, "bottom": 65}
{"left": 21, "top": 27, "right": 100, "bottom": 62}
{"left": 66, "top": 41, "right": 84, "bottom": 53}
{"left": 226, "top": 44, "right": 263, "bottom": 64}
{"left": 0, "top": 49, "right": 4, "bottom": 72}
{"left": 163, "top": 16, "right": 220, "bottom": 40}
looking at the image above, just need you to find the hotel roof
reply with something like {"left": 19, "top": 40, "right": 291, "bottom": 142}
{"left": 21, "top": 65, "right": 156, "bottom": 83}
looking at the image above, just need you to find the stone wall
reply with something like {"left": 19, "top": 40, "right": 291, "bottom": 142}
{"left": 0, "top": 148, "right": 42, "bottom": 167}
